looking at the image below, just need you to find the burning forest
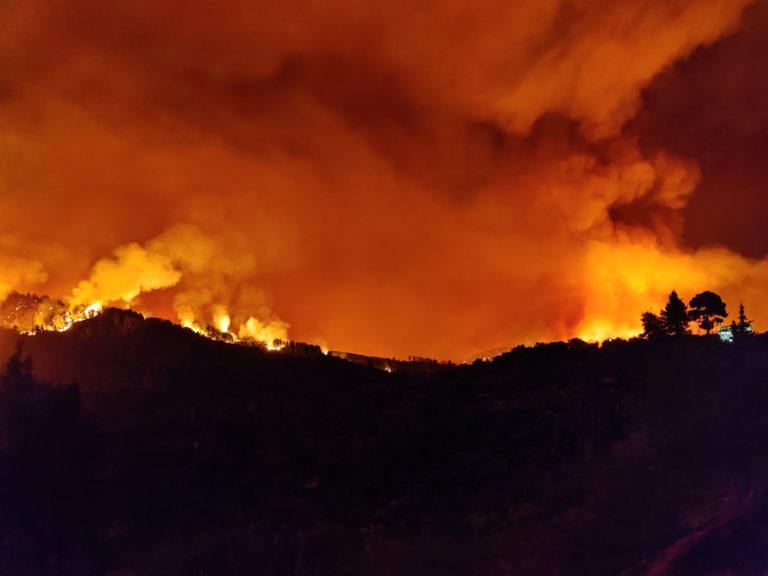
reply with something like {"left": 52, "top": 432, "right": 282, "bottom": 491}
{"left": 3, "top": 0, "right": 768, "bottom": 574}
{"left": 0, "top": 290, "right": 288, "bottom": 350}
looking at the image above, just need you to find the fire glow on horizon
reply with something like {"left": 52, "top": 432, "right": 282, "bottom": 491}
{"left": 1, "top": 0, "right": 768, "bottom": 360}
{"left": 0, "top": 292, "right": 288, "bottom": 352}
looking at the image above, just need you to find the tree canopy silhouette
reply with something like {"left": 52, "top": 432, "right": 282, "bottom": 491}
{"left": 689, "top": 291, "right": 728, "bottom": 334}
{"left": 641, "top": 291, "right": 691, "bottom": 339}
{"left": 641, "top": 311, "right": 666, "bottom": 340}
{"left": 731, "top": 302, "right": 754, "bottom": 339}
{"left": 661, "top": 290, "right": 691, "bottom": 336}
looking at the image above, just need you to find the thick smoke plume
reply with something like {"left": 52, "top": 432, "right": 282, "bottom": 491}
{"left": 0, "top": 0, "right": 764, "bottom": 358}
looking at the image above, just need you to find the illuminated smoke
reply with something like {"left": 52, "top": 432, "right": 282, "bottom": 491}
{"left": 69, "top": 243, "right": 181, "bottom": 308}
{"left": 0, "top": 255, "right": 47, "bottom": 301}
{"left": 66, "top": 225, "right": 289, "bottom": 346}
{"left": 0, "top": 0, "right": 763, "bottom": 358}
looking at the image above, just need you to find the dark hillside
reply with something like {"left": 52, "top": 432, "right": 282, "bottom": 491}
{"left": 1, "top": 311, "right": 768, "bottom": 575}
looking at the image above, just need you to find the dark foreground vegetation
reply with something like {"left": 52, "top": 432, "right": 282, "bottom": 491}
{"left": 1, "top": 310, "right": 768, "bottom": 575}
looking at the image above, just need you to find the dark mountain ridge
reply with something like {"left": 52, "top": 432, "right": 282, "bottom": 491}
{"left": 1, "top": 310, "right": 768, "bottom": 575}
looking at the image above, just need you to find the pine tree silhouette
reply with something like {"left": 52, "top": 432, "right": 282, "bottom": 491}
{"left": 730, "top": 302, "right": 753, "bottom": 339}
{"left": 660, "top": 291, "right": 690, "bottom": 336}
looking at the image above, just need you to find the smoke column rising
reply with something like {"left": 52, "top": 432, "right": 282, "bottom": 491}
{"left": 0, "top": 0, "right": 765, "bottom": 359}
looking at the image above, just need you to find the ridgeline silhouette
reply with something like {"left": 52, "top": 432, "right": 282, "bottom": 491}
{"left": 0, "top": 309, "right": 766, "bottom": 574}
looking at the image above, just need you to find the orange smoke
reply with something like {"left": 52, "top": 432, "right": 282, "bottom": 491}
{"left": 0, "top": 0, "right": 764, "bottom": 359}
{"left": 577, "top": 242, "right": 768, "bottom": 342}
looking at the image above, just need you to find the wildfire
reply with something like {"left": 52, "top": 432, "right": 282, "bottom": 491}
{"left": 175, "top": 309, "right": 289, "bottom": 350}
{"left": 576, "top": 323, "right": 642, "bottom": 343}
{"left": 213, "top": 306, "right": 231, "bottom": 334}
{"left": 84, "top": 302, "right": 103, "bottom": 317}
{"left": 0, "top": 292, "right": 289, "bottom": 352}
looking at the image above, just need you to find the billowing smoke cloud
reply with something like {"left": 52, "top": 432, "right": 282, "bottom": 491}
{"left": 68, "top": 224, "right": 288, "bottom": 343}
{"left": 0, "top": 255, "right": 46, "bottom": 302}
{"left": 0, "top": 0, "right": 764, "bottom": 358}
{"left": 70, "top": 242, "right": 181, "bottom": 307}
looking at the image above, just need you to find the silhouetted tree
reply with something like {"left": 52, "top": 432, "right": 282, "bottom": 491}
{"left": 641, "top": 311, "right": 666, "bottom": 340}
{"left": 731, "top": 302, "right": 753, "bottom": 339}
{"left": 688, "top": 291, "right": 728, "bottom": 334}
{"left": 660, "top": 291, "right": 690, "bottom": 336}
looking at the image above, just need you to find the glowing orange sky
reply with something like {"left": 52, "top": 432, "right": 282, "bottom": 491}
{"left": 2, "top": 0, "right": 768, "bottom": 359}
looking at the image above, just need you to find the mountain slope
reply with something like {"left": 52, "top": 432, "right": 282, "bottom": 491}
{"left": 1, "top": 311, "right": 768, "bottom": 575}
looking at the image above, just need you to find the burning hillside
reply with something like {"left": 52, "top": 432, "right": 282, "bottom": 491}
{"left": 0, "top": 291, "right": 287, "bottom": 350}
{"left": 0, "top": 292, "right": 99, "bottom": 334}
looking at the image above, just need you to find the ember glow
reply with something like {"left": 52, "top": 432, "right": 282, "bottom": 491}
{"left": 0, "top": 292, "right": 100, "bottom": 335}
{"left": 1, "top": 0, "right": 768, "bottom": 359}
{"left": 0, "top": 291, "right": 288, "bottom": 352}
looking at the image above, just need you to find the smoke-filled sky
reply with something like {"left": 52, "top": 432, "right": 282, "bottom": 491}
{"left": 2, "top": 0, "right": 768, "bottom": 359}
